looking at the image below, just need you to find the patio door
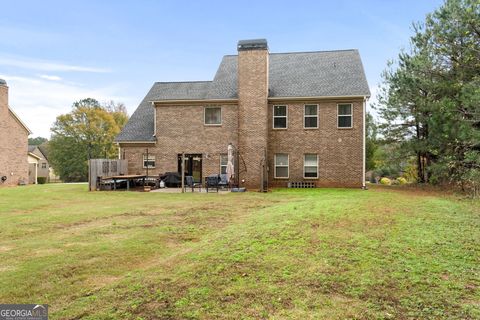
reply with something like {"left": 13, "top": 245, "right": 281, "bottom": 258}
{"left": 178, "top": 154, "right": 202, "bottom": 183}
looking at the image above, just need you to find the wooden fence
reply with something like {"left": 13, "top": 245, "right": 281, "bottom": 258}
{"left": 88, "top": 159, "right": 128, "bottom": 191}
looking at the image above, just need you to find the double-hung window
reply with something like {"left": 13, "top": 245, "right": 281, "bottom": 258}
{"left": 220, "top": 154, "right": 228, "bottom": 175}
{"left": 273, "top": 105, "right": 287, "bottom": 129}
{"left": 204, "top": 107, "right": 222, "bottom": 125}
{"left": 304, "top": 104, "right": 318, "bottom": 128}
{"left": 337, "top": 103, "right": 353, "bottom": 128}
{"left": 143, "top": 154, "right": 156, "bottom": 168}
{"left": 274, "top": 154, "right": 289, "bottom": 178}
{"left": 304, "top": 154, "right": 318, "bottom": 178}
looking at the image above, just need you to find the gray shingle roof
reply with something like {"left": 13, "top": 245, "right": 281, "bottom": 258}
{"left": 116, "top": 49, "right": 370, "bottom": 142}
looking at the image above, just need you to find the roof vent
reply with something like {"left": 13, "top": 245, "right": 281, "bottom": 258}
{"left": 237, "top": 39, "right": 268, "bottom": 51}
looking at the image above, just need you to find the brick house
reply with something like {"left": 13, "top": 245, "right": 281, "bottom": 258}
{"left": 0, "top": 79, "right": 32, "bottom": 186}
{"left": 116, "top": 39, "right": 370, "bottom": 189}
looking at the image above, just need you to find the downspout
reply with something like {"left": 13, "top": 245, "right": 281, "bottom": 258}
{"left": 362, "top": 96, "right": 367, "bottom": 189}
{"left": 152, "top": 102, "right": 157, "bottom": 137}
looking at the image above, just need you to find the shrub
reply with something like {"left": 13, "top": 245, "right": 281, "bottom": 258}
{"left": 380, "top": 177, "right": 391, "bottom": 185}
{"left": 397, "top": 177, "right": 408, "bottom": 185}
{"left": 37, "top": 177, "right": 47, "bottom": 184}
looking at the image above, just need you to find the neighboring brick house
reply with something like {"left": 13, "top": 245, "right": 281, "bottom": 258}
{"left": 0, "top": 79, "right": 32, "bottom": 186}
{"left": 28, "top": 145, "right": 50, "bottom": 183}
{"left": 116, "top": 39, "right": 370, "bottom": 189}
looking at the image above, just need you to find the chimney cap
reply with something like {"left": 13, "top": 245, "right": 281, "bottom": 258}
{"left": 237, "top": 39, "right": 268, "bottom": 51}
{"left": 0, "top": 78, "right": 6, "bottom": 86}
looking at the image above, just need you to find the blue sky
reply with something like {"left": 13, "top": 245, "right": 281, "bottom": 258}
{"left": 1, "top": 0, "right": 444, "bottom": 138}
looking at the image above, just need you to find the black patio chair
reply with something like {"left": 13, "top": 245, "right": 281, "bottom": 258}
{"left": 185, "top": 176, "right": 202, "bottom": 192}
{"left": 205, "top": 174, "right": 220, "bottom": 193}
{"left": 218, "top": 174, "right": 229, "bottom": 189}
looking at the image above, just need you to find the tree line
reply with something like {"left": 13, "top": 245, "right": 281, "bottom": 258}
{"left": 369, "top": 0, "right": 479, "bottom": 196}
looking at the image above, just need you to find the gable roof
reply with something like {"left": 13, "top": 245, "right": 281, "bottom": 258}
{"left": 37, "top": 144, "right": 49, "bottom": 160}
{"left": 28, "top": 144, "right": 49, "bottom": 160}
{"left": 28, "top": 152, "right": 41, "bottom": 160}
{"left": 9, "top": 108, "right": 32, "bottom": 134}
{"left": 116, "top": 49, "right": 370, "bottom": 142}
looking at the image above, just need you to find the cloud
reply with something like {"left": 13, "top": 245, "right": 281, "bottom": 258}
{"left": 39, "top": 74, "right": 62, "bottom": 81}
{"left": 0, "top": 74, "right": 133, "bottom": 138}
{"left": 0, "top": 56, "right": 109, "bottom": 73}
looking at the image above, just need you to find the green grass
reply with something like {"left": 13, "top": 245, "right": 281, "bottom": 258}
{"left": 0, "top": 184, "right": 478, "bottom": 319}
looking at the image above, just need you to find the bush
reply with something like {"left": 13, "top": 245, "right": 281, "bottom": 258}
{"left": 380, "top": 177, "right": 391, "bottom": 185}
{"left": 37, "top": 177, "right": 47, "bottom": 184}
{"left": 397, "top": 177, "right": 408, "bottom": 185}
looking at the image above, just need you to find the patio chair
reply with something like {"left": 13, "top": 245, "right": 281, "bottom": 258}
{"left": 185, "top": 176, "right": 202, "bottom": 192}
{"left": 205, "top": 174, "right": 220, "bottom": 193}
{"left": 218, "top": 174, "right": 229, "bottom": 189}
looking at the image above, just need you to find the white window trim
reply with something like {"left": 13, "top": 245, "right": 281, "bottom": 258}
{"left": 304, "top": 104, "right": 319, "bottom": 129}
{"left": 337, "top": 103, "right": 353, "bottom": 129}
{"left": 143, "top": 154, "right": 156, "bottom": 169}
{"left": 274, "top": 153, "right": 289, "bottom": 179}
{"left": 220, "top": 154, "right": 228, "bottom": 175}
{"left": 273, "top": 105, "right": 288, "bottom": 130}
{"left": 204, "top": 106, "right": 222, "bottom": 126}
{"left": 303, "top": 154, "right": 318, "bottom": 179}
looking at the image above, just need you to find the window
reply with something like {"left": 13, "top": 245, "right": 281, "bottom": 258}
{"left": 220, "top": 154, "right": 228, "bottom": 175}
{"left": 204, "top": 107, "right": 222, "bottom": 125}
{"left": 304, "top": 104, "right": 318, "bottom": 128}
{"left": 273, "top": 105, "right": 287, "bottom": 129}
{"left": 143, "top": 154, "right": 155, "bottom": 168}
{"left": 274, "top": 154, "right": 289, "bottom": 178}
{"left": 41, "top": 163, "right": 47, "bottom": 169}
{"left": 338, "top": 103, "right": 353, "bottom": 128}
{"left": 304, "top": 154, "right": 318, "bottom": 178}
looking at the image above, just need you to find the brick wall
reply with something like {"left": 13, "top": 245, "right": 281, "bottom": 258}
{"left": 267, "top": 100, "right": 364, "bottom": 188}
{"left": 237, "top": 48, "right": 269, "bottom": 189}
{"left": 120, "top": 104, "right": 238, "bottom": 180}
{"left": 0, "top": 84, "right": 29, "bottom": 186}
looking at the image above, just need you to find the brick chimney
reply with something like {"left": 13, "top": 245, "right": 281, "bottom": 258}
{"left": 0, "top": 79, "right": 8, "bottom": 127}
{"left": 237, "top": 39, "right": 269, "bottom": 190}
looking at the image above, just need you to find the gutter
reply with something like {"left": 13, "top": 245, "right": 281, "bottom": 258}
{"left": 268, "top": 95, "right": 370, "bottom": 102}
{"left": 151, "top": 98, "right": 238, "bottom": 105}
{"left": 362, "top": 96, "right": 367, "bottom": 189}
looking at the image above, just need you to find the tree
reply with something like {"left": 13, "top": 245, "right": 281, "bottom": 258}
{"left": 365, "top": 112, "right": 378, "bottom": 171}
{"left": 49, "top": 98, "right": 129, "bottom": 182}
{"left": 28, "top": 137, "right": 48, "bottom": 146}
{"left": 376, "top": 0, "right": 480, "bottom": 195}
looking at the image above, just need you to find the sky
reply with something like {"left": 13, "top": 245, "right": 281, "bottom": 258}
{"left": 1, "top": 0, "right": 444, "bottom": 138}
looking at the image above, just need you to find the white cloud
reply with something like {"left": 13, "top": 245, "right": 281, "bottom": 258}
{"left": 0, "top": 56, "right": 109, "bottom": 73}
{"left": 0, "top": 74, "right": 133, "bottom": 138}
{"left": 39, "top": 74, "right": 62, "bottom": 81}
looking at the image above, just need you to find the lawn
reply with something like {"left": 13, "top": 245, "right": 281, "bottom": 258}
{"left": 0, "top": 184, "right": 478, "bottom": 319}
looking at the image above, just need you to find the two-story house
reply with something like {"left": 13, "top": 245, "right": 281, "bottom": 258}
{"left": 116, "top": 39, "right": 370, "bottom": 189}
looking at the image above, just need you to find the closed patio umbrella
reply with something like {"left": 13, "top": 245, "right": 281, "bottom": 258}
{"left": 226, "top": 143, "right": 235, "bottom": 184}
